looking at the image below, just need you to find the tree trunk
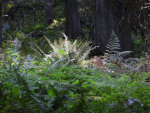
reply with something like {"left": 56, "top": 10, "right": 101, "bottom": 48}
{"left": 0, "top": 0, "right": 2, "bottom": 47}
{"left": 65, "top": 0, "right": 82, "bottom": 39}
{"left": 92, "top": 0, "right": 113, "bottom": 55}
{"left": 92, "top": 0, "right": 134, "bottom": 56}
{"left": 45, "top": 0, "right": 54, "bottom": 24}
{"left": 113, "top": 1, "right": 134, "bottom": 54}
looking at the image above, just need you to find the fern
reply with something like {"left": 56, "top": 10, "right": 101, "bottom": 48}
{"left": 105, "top": 30, "right": 120, "bottom": 54}
{"left": 105, "top": 30, "right": 132, "bottom": 61}
{"left": 35, "top": 33, "right": 98, "bottom": 64}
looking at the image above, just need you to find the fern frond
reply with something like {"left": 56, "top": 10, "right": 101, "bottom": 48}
{"left": 44, "top": 33, "right": 98, "bottom": 64}
{"left": 34, "top": 33, "right": 98, "bottom": 65}
{"left": 34, "top": 43, "right": 46, "bottom": 55}
{"left": 117, "top": 51, "right": 132, "bottom": 57}
{"left": 105, "top": 30, "right": 120, "bottom": 54}
{"left": 105, "top": 30, "right": 132, "bottom": 63}
{"left": 44, "top": 36, "right": 52, "bottom": 48}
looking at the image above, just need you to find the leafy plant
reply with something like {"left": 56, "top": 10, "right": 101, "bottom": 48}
{"left": 105, "top": 30, "right": 132, "bottom": 60}
{"left": 1, "top": 55, "right": 150, "bottom": 113}
{"left": 105, "top": 30, "right": 120, "bottom": 54}
{"left": 91, "top": 31, "right": 132, "bottom": 72}
{"left": 35, "top": 33, "right": 98, "bottom": 64}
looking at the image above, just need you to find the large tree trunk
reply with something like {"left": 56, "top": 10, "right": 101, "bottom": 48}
{"left": 0, "top": 0, "right": 2, "bottom": 47}
{"left": 113, "top": 1, "right": 134, "bottom": 54}
{"left": 65, "top": 0, "right": 82, "bottom": 39}
{"left": 92, "top": 0, "right": 134, "bottom": 56}
{"left": 45, "top": 0, "right": 54, "bottom": 24}
{"left": 92, "top": 0, "right": 113, "bottom": 55}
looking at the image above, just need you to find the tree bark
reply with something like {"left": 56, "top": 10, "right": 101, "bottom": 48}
{"left": 0, "top": 0, "right": 2, "bottom": 47}
{"left": 45, "top": 0, "right": 54, "bottom": 24}
{"left": 92, "top": 0, "right": 113, "bottom": 55}
{"left": 113, "top": 1, "right": 134, "bottom": 54}
{"left": 65, "top": 0, "right": 82, "bottom": 39}
{"left": 92, "top": 0, "right": 134, "bottom": 56}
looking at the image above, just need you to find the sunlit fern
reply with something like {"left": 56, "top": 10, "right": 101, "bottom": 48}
{"left": 34, "top": 33, "right": 98, "bottom": 64}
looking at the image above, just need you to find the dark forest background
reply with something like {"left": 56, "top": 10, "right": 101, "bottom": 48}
{"left": 0, "top": 0, "right": 150, "bottom": 56}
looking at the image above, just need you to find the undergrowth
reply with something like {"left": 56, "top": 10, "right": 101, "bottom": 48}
{"left": 0, "top": 48, "right": 150, "bottom": 113}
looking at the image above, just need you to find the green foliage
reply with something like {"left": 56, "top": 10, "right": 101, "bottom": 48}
{"left": 0, "top": 51, "right": 150, "bottom": 112}
{"left": 35, "top": 34, "right": 97, "bottom": 64}
{"left": 133, "top": 35, "right": 145, "bottom": 57}
{"left": 105, "top": 30, "right": 120, "bottom": 54}
{"left": 1, "top": 0, "right": 150, "bottom": 113}
{"left": 105, "top": 31, "right": 132, "bottom": 62}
